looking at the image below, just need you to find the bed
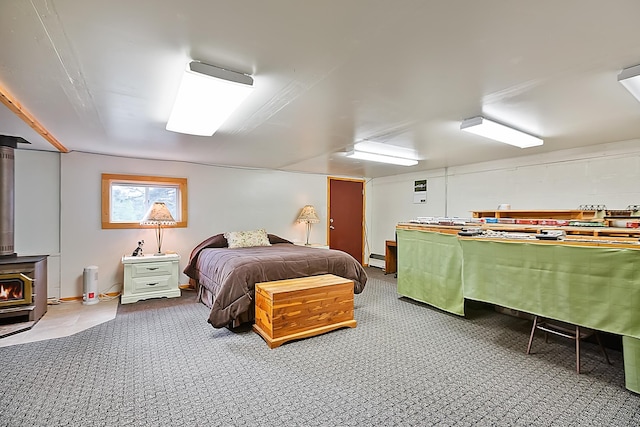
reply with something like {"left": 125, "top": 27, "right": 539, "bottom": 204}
{"left": 184, "top": 232, "right": 368, "bottom": 328}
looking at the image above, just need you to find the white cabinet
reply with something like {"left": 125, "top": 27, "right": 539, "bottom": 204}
{"left": 121, "top": 254, "right": 180, "bottom": 304}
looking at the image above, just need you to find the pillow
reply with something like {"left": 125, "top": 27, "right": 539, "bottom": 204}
{"left": 224, "top": 228, "right": 272, "bottom": 249}
{"left": 268, "top": 234, "right": 293, "bottom": 245}
{"left": 203, "top": 233, "right": 228, "bottom": 248}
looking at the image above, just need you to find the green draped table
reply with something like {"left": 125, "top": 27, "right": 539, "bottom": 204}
{"left": 396, "top": 227, "right": 640, "bottom": 393}
{"left": 397, "top": 228, "right": 464, "bottom": 316}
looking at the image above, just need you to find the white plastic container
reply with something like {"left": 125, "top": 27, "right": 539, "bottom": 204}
{"left": 82, "top": 265, "right": 99, "bottom": 305}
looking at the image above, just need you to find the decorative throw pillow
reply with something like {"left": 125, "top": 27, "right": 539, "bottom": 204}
{"left": 224, "top": 229, "right": 272, "bottom": 249}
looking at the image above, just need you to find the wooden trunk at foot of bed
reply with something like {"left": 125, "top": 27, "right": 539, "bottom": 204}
{"left": 253, "top": 274, "right": 357, "bottom": 348}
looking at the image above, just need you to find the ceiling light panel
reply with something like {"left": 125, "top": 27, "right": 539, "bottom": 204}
{"left": 353, "top": 141, "right": 419, "bottom": 160}
{"left": 619, "top": 64, "right": 640, "bottom": 103}
{"left": 460, "top": 116, "right": 543, "bottom": 148}
{"left": 166, "top": 61, "right": 254, "bottom": 136}
{"left": 345, "top": 150, "right": 418, "bottom": 166}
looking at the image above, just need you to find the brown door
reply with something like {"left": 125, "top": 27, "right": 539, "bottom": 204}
{"left": 328, "top": 177, "right": 364, "bottom": 264}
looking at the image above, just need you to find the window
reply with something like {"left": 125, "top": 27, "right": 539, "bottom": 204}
{"left": 101, "top": 174, "right": 188, "bottom": 229}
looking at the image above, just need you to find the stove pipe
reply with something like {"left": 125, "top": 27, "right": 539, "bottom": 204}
{"left": 0, "top": 136, "right": 29, "bottom": 257}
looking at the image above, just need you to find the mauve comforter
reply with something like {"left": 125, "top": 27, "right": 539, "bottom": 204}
{"left": 188, "top": 243, "right": 367, "bottom": 328}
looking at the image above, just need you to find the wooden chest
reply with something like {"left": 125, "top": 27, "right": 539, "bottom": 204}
{"left": 253, "top": 274, "right": 357, "bottom": 348}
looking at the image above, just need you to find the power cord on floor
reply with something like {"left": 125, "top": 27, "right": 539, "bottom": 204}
{"left": 47, "top": 298, "right": 77, "bottom": 305}
{"left": 46, "top": 283, "right": 123, "bottom": 304}
{"left": 99, "top": 282, "right": 122, "bottom": 301}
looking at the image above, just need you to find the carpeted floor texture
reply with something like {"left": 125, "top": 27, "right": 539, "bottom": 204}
{"left": 1, "top": 268, "right": 639, "bottom": 426}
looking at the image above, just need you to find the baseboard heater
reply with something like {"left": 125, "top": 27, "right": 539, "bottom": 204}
{"left": 368, "top": 253, "right": 385, "bottom": 269}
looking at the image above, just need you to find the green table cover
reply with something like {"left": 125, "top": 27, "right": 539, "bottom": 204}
{"left": 396, "top": 228, "right": 640, "bottom": 393}
{"left": 623, "top": 336, "right": 640, "bottom": 392}
{"left": 461, "top": 239, "right": 640, "bottom": 340}
{"left": 396, "top": 229, "right": 464, "bottom": 316}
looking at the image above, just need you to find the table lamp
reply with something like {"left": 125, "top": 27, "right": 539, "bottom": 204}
{"left": 140, "top": 202, "right": 176, "bottom": 255}
{"left": 297, "top": 205, "right": 320, "bottom": 245}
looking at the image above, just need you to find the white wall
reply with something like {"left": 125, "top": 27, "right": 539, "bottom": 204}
{"left": 19, "top": 137, "right": 640, "bottom": 298}
{"left": 366, "top": 169, "right": 447, "bottom": 256}
{"left": 14, "top": 150, "right": 61, "bottom": 298}
{"left": 54, "top": 151, "right": 328, "bottom": 298}
{"left": 367, "top": 138, "right": 640, "bottom": 257}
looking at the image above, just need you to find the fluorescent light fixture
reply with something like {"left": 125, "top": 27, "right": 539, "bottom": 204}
{"left": 345, "top": 150, "right": 418, "bottom": 166}
{"left": 619, "top": 64, "right": 640, "bottom": 103}
{"left": 345, "top": 140, "right": 420, "bottom": 166}
{"left": 166, "top": 61, "right": 254, "bottom": 136}
{"left": 460, "top": 116, "right": 543, "bottom": 148}
{"left": 353, "top": 141, "right": 419, "bottom": 160}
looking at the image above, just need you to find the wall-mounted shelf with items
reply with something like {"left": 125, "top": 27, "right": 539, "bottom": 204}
{"left": 471, "top": 209, "right": 598, "bottom": 220}
{"left": 604, "top": 208, "right": 640, "bottom": 228}
{"left": 397, "top": 223, "right": 463, "bottom": 235}
{"left": 398, "top": 222, "right": 640, "bottom": 240}
{"left": 476, "top": 223, "right": 640, "bottom": 239}
{"left": 401, "top": 208, "right": 640, "bottom": 241}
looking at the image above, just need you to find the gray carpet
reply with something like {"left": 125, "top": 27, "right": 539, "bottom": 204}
{"left": 1, "top": 269, "right": 639, "bottom": 426}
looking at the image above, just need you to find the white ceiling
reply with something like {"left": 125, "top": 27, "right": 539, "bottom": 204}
{"left": 2, "top": 0, "right": 640, "bottom": 178}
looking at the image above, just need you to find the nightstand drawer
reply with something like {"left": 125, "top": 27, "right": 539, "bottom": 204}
{"left": 131, "top": 275, "right": 172, "bottom": 293}
{"left": 130, "top": 262, "right": 174, "bottom": 278}
{"left": 121, "top": 253, "right": 180, "bottom": 304}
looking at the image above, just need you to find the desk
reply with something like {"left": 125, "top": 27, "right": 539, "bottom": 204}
{"left": 384, "top": 240, "right": 397, "bottom": 275}
{"left": 396, "top": 227, "right": 640, "bottom": 393}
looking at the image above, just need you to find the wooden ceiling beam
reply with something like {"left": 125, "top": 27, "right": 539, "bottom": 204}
{"left": 0, "top": 85, "right": 69, "bottom": 153}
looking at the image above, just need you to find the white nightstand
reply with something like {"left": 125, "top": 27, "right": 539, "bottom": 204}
{"left": 121, "top": 253, "right": 181, "bottom": 304}
{"left": 293, "top": 242, "right": 330, "bottom": 249}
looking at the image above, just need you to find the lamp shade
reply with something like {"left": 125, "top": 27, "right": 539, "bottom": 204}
{"left": 140, "top": 202, "right": 176, "bottom": 255}
{"left": 297, "top": 205, "right": 320, "bottom": 246}
{"left": 140, "top": 202, "right": 177, "bottom": 225}
{"left": 297, "top": 205, "right": 320, "bottom": 223}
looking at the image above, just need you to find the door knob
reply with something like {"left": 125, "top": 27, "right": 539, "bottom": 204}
{"left": 329, "top": 225, "right": 335, "bottom": 230}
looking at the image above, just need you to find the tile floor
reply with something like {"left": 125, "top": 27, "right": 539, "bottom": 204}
{"left": 0, "top": 297, "right": 119, "bottom": 348}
